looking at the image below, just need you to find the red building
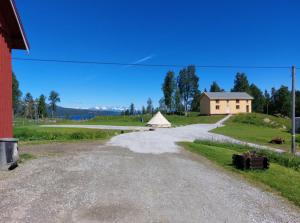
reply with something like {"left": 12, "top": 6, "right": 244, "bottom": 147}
{"left": 0, "top": 0, "right": 29, "bottom": 138}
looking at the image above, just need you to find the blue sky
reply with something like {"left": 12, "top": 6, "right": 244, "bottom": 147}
{"left": 13, "top": 0, "right": 300, "bottom": 109}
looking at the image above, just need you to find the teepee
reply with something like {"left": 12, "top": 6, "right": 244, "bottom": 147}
{"left": 147, "top": 111, "right": 171, "bottom": 128}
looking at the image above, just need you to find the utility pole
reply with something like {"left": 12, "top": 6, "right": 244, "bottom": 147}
{"left": 291, "top": 65, "right": 296, "bottom": 154}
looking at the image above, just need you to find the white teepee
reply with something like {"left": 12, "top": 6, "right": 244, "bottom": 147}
{"left": 147, "top": 111, "right": 171, "bottom": 128}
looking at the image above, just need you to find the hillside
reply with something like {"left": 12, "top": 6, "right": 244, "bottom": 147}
{"left": 212, "top": 113, "right": 296, "bottom": 152}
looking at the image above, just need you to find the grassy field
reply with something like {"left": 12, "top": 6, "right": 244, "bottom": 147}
{"left": 53, "top": 113, "right": 226, "bottom": 127}
{"left": 211, "top": 113, "right": 299, "bottom": 151}
{"left": 14, "top": 126, "right": 125, "bottom": 144}
{"left": 182, "top": 140, "right": 300, "bottom": 207}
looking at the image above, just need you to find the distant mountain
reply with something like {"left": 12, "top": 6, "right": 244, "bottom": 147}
{"left": 49, "top": 106, "right": 122, "bottom": 120}
{"left": 89, "top": 106, "right": 127, "bottom": 112}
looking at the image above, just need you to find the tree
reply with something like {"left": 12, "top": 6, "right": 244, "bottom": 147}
{"left": 263, "top": 90, "right": 271, "bottom": 114}
{"left": 146, "top": 98, "right": 153, "bottom": 114}
{"left": 159, "top": 98, "right": 167, "bottom": 112}
{"left": 48, "top": 91, "right": 60, "bottom": 118}
{"left": 12, "top": 72, "right": 22, "bottom": 115}
{"left": 129, "top": 103, "right": 135, "bottom": 115}
{"left": 249, "top": 84, "right": 265, "bottom": 113}
{"left": 177, "top": 65, "right": 199, "bottom": 115}
{"left": 174, "top": 88, "right": 184, "bottom": 114}
{"left": 191, "top": 90, "right": 201, "bottom": 112}
{"left": 210, "top": 81, "right": 223, "bottom": 92}
{"left": 162, "top": 71, "right": 176, "bottom": 112}
{"left": 38, "top": 94, "right": 47, "bottom": 119}
{"left": 142, "top": 106, "right": 146, "bottom": 114}
{"left": 24, "top": 92, "right": 34, "bottom": 119}
{"left": 272, "top": 86, "right": 291, "bottom": 117}
{"left": 231, "top": 72, "right": 250, "bottom": 93}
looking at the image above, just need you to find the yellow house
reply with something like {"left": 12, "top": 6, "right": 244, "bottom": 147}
{"left": 200, "top": 92, "right": 253, "bottom": 115}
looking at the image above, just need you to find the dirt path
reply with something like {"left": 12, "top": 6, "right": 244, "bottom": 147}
{"left": 0, "top": 142, "right": 299, "bottom": 223}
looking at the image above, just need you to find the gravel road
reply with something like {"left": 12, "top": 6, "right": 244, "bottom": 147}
{"left": 44, "top": 115, "right": 299, "bottom": 155}
{"left": 1, "top": 116, "right": 299, "bottom": 222}
{"left": 0, "top": 142, "right": 299, "bottom": 223}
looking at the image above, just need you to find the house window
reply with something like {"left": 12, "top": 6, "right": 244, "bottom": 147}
{"left": 216, "top": 100, "right": 220, "bottom": 103}
{"left": 227, "top": 100, "right": 229, "bottom": 103}
{"left": 246, "top": 100, "right": 249, "bottom": 103}
{"left": 236, "top": 105, "right": 240, "bottom": 109}
{"left": 216, "top": 105, "right": 220, "bottom": 110}
{"left": 236, "top": 99, "right": 240, "bottom": 103}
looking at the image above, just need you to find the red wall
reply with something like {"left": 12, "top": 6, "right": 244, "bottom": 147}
{"left": 0, "top": 31, "right": 13, "bottom": 138}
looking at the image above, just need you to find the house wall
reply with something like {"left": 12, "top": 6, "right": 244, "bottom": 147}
{"left": 200, "top": 95, "right": 211, "bottom": 115}
{"left": 210, "top": 99, "right": 252, "bottom": 115}
{"left": 200, "top": 95, "right": 252, "bottom": 115}
{"left": 0, "top": 28, "right": 13, "bottom": 138}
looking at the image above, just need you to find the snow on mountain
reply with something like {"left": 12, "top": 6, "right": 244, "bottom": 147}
{"left": 89, "top": 106, "right": 127, "bottom": 111}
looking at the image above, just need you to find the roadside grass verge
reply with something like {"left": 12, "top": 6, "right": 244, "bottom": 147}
{"left": 14, "top": 126, "right": 125, "bottom": 144}
{"left": 55, "top": 113, "right": 225, "bottom": 126}
{"left": 181, "top": 140, "right": 300, "bottom": 207}
{"left": 211, "top": 113, "right": 299, "bottom": 152}
{"left": 19, "top": 153, "right": 37, "bottom": 163}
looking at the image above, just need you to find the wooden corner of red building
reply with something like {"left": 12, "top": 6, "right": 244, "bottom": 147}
{"left": 0, "top": 0, "right": 29, "bottom": 138}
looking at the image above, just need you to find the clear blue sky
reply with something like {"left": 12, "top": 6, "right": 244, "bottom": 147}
{"left": 12, "top": 0, "right": 300, "bottom": 109}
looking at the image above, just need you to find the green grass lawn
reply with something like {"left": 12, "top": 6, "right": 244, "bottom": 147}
{"left": 182, "top": 141, "right": 300, "bottom": 207}
{"left": 54, "top": 112, "right": 225, "bottom": 127}
{"left": 14, "top": 126, "right": 125, "bottom": 144}
{"left": 211, "top": 113, "right": 299, "bottom": 152}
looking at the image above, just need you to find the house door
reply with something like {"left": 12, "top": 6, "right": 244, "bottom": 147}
{"left": 226, "top": 105, "right": 230, "bottom": 114}
{"left": 246, "top": 105, "right": 249, "bottom": 113}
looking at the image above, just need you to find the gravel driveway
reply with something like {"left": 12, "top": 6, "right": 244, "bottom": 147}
{"left": 1, "top": 116, "right": 299, "bottom": 222}
{"left": 0, "top": 142, "right": 299, "bottom": 223}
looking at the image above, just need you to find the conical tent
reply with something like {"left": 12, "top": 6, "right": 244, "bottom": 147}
{"left": 147, "top": 111, "right": 171, "bottom": 128}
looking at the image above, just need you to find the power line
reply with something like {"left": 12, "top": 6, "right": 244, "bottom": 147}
{"left": 12, "top": 57, "right": 295, "bottom": 69}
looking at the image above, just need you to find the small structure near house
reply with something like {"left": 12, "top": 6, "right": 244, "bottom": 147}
{"left": 232, "top": 151, "right": 269, "bottom": 170}
{"left": 147, "top": 111, "right": 171, "bottom": 128}
{"left": 200, "top": 92, "right": 253, "bottom": 115}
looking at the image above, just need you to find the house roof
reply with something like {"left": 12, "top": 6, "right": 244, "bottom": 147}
{"left": 0, "top": 0, "right": 29, "bottom": 51}
{"left": 202, "top": 92, "right": 254, "bottom": 100}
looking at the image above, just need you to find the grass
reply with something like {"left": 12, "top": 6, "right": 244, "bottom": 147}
{"left": 14, "top": 126, "right": 125, "bottom": 144}
{"left": 54, "top": 112, "right": 226, "bottom": 127}
{"left": 19, "top": 153, "right": 36, "bottom": 163}
{"left": 211, "top": 113, "right": 299, "bottom": 152}
{"left": 182, "top": 140, "right": 300, "bottom": 207}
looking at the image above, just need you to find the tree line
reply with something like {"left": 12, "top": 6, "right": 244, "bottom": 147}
{"left": 160, "top": 68, "right": 298, "bottom": 117}
{"left": 12, "top": 72, "right": 61, "bottom": 119}
{"left": 121, "top": 66, "right": 297, "bottom": 118}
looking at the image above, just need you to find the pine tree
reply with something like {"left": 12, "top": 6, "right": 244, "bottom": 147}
{"left": 249, "top": 84, "right": 265, "bottom": 113}
{"left": 209, "top": 81, "right": 223, "bottom": 92}
{"left": 129, "top": 103, "right": 135, "bottom": 115}
{"left": 231, "top": 72, "right": 250, "bottom": 93}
